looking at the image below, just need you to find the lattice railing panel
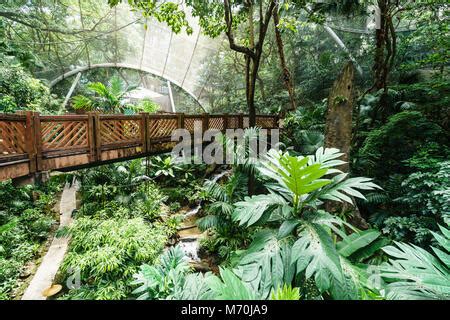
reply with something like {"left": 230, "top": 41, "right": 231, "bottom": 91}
{"left": 208, "top": 117, "right": 224, "bottom": 131}
{"left": 243, "top": 117, "right": 250, "bottom": 128}
{"left": 101, "top": 119, "right": 141, "bottom": 145}
{"left": 41, "top": 121, "right": 88, "bottom": 151}
{"left": 227, "top": 117, "right": 239, "bottom": 129}
{"left": 148, "top": 118, "right": 178, "bottom": 139}
{"left": 0, "top": 121, "right": 27, "bottom": 156}
{"left": 256, "top": 117, "right": 277, "bottom": 129}
{"left": 185, "top": 117, "right": 203, "bottom": 134}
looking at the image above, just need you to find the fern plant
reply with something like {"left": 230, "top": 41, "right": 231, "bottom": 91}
{"left": 132, "top": 247, "right": 261, "bottom": 300}
{"left": 197, "top": 171, "right": 250, "bottom": 260}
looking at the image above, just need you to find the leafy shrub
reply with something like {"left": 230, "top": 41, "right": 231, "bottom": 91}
{"left": 0, "top": 64, "right": 59, "bottom": 113}
{"left": 197, "top": 171, "right": 250, "bottom": 261}
{"left": 59, "top": 217, "right": 170, "bottom": 300}
{"left": 356, "top": 111, "right": 445, "bottom": 179}
{"left": 0, "top": 181, "right": 59, "bottom": 299}
{"left": 380, "top": 224, "right": 450, "bottom": 300}
{"left": 136, "top": 99, "right": 160, "bottom": 113}
{"left": 398, "top": 161, "right": 450, "bottom": 217}
{"left": 132, "top": 246, "right": 262, "bottom": 300}
{"left": 132, "top": 246, "right": 191, "bottom": 300}
{"left": 381, "top": 216, "right": 437, "bottom": 247}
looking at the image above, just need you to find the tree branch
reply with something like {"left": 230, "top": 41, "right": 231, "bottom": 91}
{"left": 0, "top": 10, "right": 110, "bottom": 35}
{"left": 223, "top": 0, "right": 256, "bottom": 58}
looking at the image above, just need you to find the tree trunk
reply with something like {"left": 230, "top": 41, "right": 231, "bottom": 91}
{"left": 373, "top": 0, "right": 388, "bottom": 92}
{"left": 273, "top": 7, "right": 296, "bottom": 112}
{"left": 325, "top": 62, "right": 369, "bottom": 230}
{"left": 372, "top": 0, "right": 398, "bottom": 123}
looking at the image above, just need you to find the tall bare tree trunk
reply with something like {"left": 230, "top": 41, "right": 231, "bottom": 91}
{"left": 325, "top": 62, "right": 369, "bottom": 230}
{"left": 372, "top": 0, "right": 397, "bottom": 122}
{"left": 273, "top": 6, "right": 296, "bottom": 112}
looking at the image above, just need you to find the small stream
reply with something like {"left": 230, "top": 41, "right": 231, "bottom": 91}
{"left": 177, "top": 169, "right": 230, "bottom": 264}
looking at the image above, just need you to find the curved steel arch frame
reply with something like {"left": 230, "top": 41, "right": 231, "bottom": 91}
{"left": 49, "top": 63, "right": 206, "bottom": 108}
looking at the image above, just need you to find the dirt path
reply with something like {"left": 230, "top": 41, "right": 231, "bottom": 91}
{"left": 21, "top": 181, "right": 79, "bottom": 300}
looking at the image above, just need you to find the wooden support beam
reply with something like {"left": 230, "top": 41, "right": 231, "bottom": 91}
{"left": 223, "top": 113, "right": 229, "bottom": 131}
{"left": 140, "top": 113, "right": 149, "bottom": 153}
{"left": 178, "top": 113, "right": 185, "bottom": 129}
{"left": 202, "top": 113, "right": 210, "bottom": 133}
{"left": 93, "top": 113, "right": 101, "bottom": 162}
{"left": 87, "top": 112, "right": 96, "bottom": 162}
{"left": 238, "top": 113, "right": 244, "bottom": 129}
{"left": 25, "top": 111, "right": 36, "bottom": 173}
{"left": 33, "top": 113, "right": 43, "bottom": 171}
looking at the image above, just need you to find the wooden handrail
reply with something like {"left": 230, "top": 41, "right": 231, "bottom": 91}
{"left": 0, "top": 112, "right": 280, "bottom": 181}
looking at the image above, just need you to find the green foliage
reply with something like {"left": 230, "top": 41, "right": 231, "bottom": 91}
{"left": 380, "top": 224, "right": 450, "bottom": 300}
{"left": 60, "top": 217, "right": 169, "bottom": 300}
{"left": 398, "top": 162, "right": 450, "bottom": 218}
{"left": 197, "top": 171, "right": 250, "bottom": 261}
{"left": 207, "top": 267, "right": 260, "bottom": 300}
{"left": 110, "top": 0, "right": 193, "bottom": 34}
{"left": 0, "top": 180, "right": 60, "bottom": 299}
{"left": 71, "top": 95, "right": 94, "bottom": 111}
{"left": 0, "top": 64, "right": 59, "bottom": 113}
{"left": 136, "top": 99, "right": 160, "bottom": 113}
{"left": 229, "top": 148, "right": 381, "bottom": 299}
{"left": 381, "top": 216, "right": 437, "bottom": 247}
{"left": 270, "top": 284, "right": 301, "bottom": 300}
{"left": 132, "top": 246, "right": 191, "bottom": 300}
{"left": 337, "top": 230, "right": 382, "bottom": 258}
{"left": 151, "top": 156, "right": 181, "bottom": 179}
{"left": 356, "top": 111, "right": 444, "bottom": 179}
{"left": 73, "top": 76, "right": 137, "bottom": 113}
{"left": 132, "top": 247, "right": 260, "bottom": 300}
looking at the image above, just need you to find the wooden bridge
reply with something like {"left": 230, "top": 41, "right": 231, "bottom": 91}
{"left": 0, "top": 112, "right": 279, "bottom": 182}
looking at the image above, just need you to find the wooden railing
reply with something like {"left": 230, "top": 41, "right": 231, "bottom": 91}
{"left": 0, "top": 112, "right": 279, "bottom": 181}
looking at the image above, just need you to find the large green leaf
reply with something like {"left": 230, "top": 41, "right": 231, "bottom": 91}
{"left": 291, "top": 222, "right": 344, "bottom": 292}
{"left": 270, "top": 284, "right": 301, "bottom": 300}
{"left": 171, "top": 273, "right": 216, "bottom": 300}
{"left": 233, "top": 193, "right": 286, "bottom": 227}
{"left": 349, "top": 237, "right": 391, "bottom": 263}
{"left": 381, "top": 242, "right": 450, "bottom": 300}
{"left": 235, "top": 230, "right": 295, "bottom": 299}
{"left": 313, "top": 174, "right": 381, "bottom": 205}
{"left": 308, "top": 147, "right": 346, "bottom": 174}
{"left": 206, "top": 268, "right": 259, "bottom": 300}
{"left": 337, "top": 230, "right": 381, "bottom": 258}
{"left": 259, "top": 150, "right": 332, "bottom": 200}
{"left": 431, "top": 225, "right": 450, "bottom": 268}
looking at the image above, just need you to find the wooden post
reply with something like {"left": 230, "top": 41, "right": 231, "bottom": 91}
{"left": 178, "top": 113, "right": 185, "bottom": 129}
{"left": 274, "top": 115, "right": 280, "bottom": 129}
{"left": 93, "top": 113, "right": 101, "bottom": 162}
{"left": 223, "top": 113, "right": 229, "bottom": 131}
{"left": 238, "top": 113, "right": 244, "bottom": 129}
{"left": 87, "top": 112, "right": 96, "bottom": 162}
{"left": 147, "top": 115, "right": 153, "bottom": 153}
{"left": 140, "top": 113, "right": 149, "bottom": 153}
{"left": 33, "top": 112, "right": 43, "bottom": 171}
{"left": 202, "top": 113, "right": 210, "bottom": 133}
{"left": 24, "top": 111, "right": 37, "bottom": 174}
